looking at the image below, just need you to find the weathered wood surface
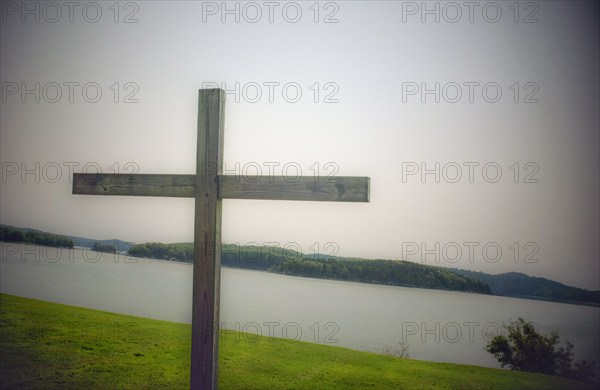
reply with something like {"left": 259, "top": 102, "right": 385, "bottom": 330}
{"left": 191, "top": 89, "right": 224, "bottom": 390}
{"left": 72, "top": 173, "right": 196, "bottom": 197}
{"left": 73, "top": 174, "right": 370, "bottom": 202}
{"left": 220, "top": 175, "right": 370, "bottom": 202}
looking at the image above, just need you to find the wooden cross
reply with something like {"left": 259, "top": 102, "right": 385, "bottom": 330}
{"left": 72, "top": 89, "right": 370, "bottom": 389}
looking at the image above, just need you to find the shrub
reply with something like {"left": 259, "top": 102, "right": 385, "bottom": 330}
{"left": 486, "top": 318, "right": 595, "bottom": 383}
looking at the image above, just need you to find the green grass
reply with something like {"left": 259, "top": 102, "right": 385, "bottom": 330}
{"left": 0, "top": 294, "right": 594, "bottom": 389}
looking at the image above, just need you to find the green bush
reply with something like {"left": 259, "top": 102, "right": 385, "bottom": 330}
{"left": 486, "top": 318, "right": 595, "bottom": 383}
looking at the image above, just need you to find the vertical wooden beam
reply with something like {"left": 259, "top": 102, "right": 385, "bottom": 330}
{"left": 191, "top": 89, "right": 224, "bottom": 389}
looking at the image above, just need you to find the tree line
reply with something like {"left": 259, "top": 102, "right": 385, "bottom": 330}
{"left": 126, "top": 242, "right": 490, "bottom": 294}
{"left": 452, "top": 269, "right": 600, "bottom": 305}
{"left": 91, "top": 242, "right": 117, "bottom": 253}
{"left": 0, "top": 225, "right": 73, "bottom": 248}
{"left": 127, "top": 242, "right": 301, "bottom": 268}
{"left": 271, "top": 258, "right": 492, "bottom": 294}
{"left": 127, "top": 242, "right": 194, "bottom": 262}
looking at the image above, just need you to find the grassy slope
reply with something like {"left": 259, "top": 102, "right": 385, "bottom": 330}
{"left": 0, "top": 294, "right": 594, "bottom": 389}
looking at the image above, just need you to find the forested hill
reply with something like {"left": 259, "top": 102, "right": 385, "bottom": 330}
{"left": 126, "top": 242, "right": 490, "bottom": 294}
{"left": 271, "top": 258, "right": 491, "bottom": 293}
{"left": 0, "top": 224, "right": 132, "bottom": 252}
{"left": 0, "top": 225, "right": 73, "bottom": 248}
{"left": 451, "top": 269, "right": 600, "bottom": 306}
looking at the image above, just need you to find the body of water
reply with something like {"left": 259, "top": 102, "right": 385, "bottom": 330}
{"left": 1, "top": 243, "right": 598, "bottom": 372}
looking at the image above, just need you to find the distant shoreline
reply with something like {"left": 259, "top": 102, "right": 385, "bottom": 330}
{"left": 2, "top": 241, "right": 599, "bottom": 308}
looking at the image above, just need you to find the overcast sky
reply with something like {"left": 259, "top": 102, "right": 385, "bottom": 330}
{"left": 1, "top": 1, "right": 598, "bottom": 290}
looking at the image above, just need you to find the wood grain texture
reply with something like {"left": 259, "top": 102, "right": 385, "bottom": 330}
{"left": 219, "top": 175, "right": 370, "bottom": 202}
{"left": 72, "top": 173, "right": 196, "bottom": 197}
{"left": 191, "top": 89, "right": 224, "bottom": 390}
{"left": 73, "top": 174, "right": 370, "bottom": 202}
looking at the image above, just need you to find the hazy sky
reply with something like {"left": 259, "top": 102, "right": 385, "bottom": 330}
{"left": 1, "top": 1, "right": 598, "bottom": 290}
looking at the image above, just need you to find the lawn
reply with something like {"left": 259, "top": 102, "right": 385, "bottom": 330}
{"left": 0, "top": 294, "right": 594, "bottom": 389}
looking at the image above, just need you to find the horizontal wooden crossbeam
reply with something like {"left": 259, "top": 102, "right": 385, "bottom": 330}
{"left": 72, "top": 173, "right": 370, "bottom": 202}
